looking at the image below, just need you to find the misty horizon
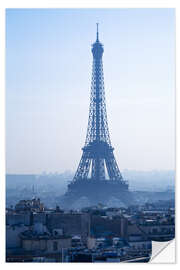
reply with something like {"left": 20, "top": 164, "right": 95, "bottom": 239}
{"left": 6, "top": 168, "right": 175, "bottom": 175}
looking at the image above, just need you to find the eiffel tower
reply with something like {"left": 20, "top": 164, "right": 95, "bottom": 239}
{"left": 63, "top": 24, "right": 133, "bottom": 208}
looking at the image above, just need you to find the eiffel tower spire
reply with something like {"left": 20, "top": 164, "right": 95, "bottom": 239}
{"left": 96, "top": 22, "right": 99, "bottom": 42}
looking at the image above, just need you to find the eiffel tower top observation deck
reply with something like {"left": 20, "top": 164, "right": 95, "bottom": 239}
{"left": 71, "top": 24, "right": 127, "bottom": 185}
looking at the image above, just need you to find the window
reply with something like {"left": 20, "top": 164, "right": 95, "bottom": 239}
{"left": 53, "top": 241, "right": 58, "bottom": 251}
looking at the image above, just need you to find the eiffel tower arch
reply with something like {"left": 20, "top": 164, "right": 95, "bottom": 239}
{"left": 62, "top": 24, "right": 134, "bottom": 208}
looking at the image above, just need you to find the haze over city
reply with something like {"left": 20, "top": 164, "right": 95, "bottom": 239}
{"left": 6, "top": 8, "right": 175, "bottom": 174}
{"left": 5, "top": 9, "right": 175, "bottom": 263}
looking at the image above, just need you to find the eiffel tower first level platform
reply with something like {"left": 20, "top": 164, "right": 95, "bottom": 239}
{"left": 61, "top": 24, "right": 134, "bottom": 208}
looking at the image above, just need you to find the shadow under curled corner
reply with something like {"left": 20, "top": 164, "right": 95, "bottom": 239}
{"left": 150, "top": 239, "right": 175, "bottom": 263}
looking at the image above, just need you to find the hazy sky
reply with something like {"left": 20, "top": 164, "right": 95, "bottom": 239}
{"left": 6, "top": 8, "right": 175, "bottom": 174}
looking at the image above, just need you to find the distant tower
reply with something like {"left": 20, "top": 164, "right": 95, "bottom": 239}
{"left": 32, "top": 184, "right": 36, "bottom": 198}
{"left": 63, "top": 24, "right": 132, "bottom": 207}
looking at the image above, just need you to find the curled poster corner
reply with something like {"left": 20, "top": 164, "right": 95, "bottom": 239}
{"left": 150, "top": 239, "right": 175, "bottom": 263}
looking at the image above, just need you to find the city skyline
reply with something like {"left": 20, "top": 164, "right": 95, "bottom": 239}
{"left": 6, "top": 8, "right": 175, "bottom": 173}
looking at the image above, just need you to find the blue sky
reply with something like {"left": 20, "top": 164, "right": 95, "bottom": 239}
{"left": 6, "top": 8, "right": 175, "bottom": 174}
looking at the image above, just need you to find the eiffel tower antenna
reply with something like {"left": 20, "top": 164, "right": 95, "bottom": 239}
{"left": 96, "top": 22, "right": 99, "bottom": 42}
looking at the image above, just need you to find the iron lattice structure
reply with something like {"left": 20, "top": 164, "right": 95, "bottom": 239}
{"left": 72, "top": 25, "right": 127, "bottom": 185}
